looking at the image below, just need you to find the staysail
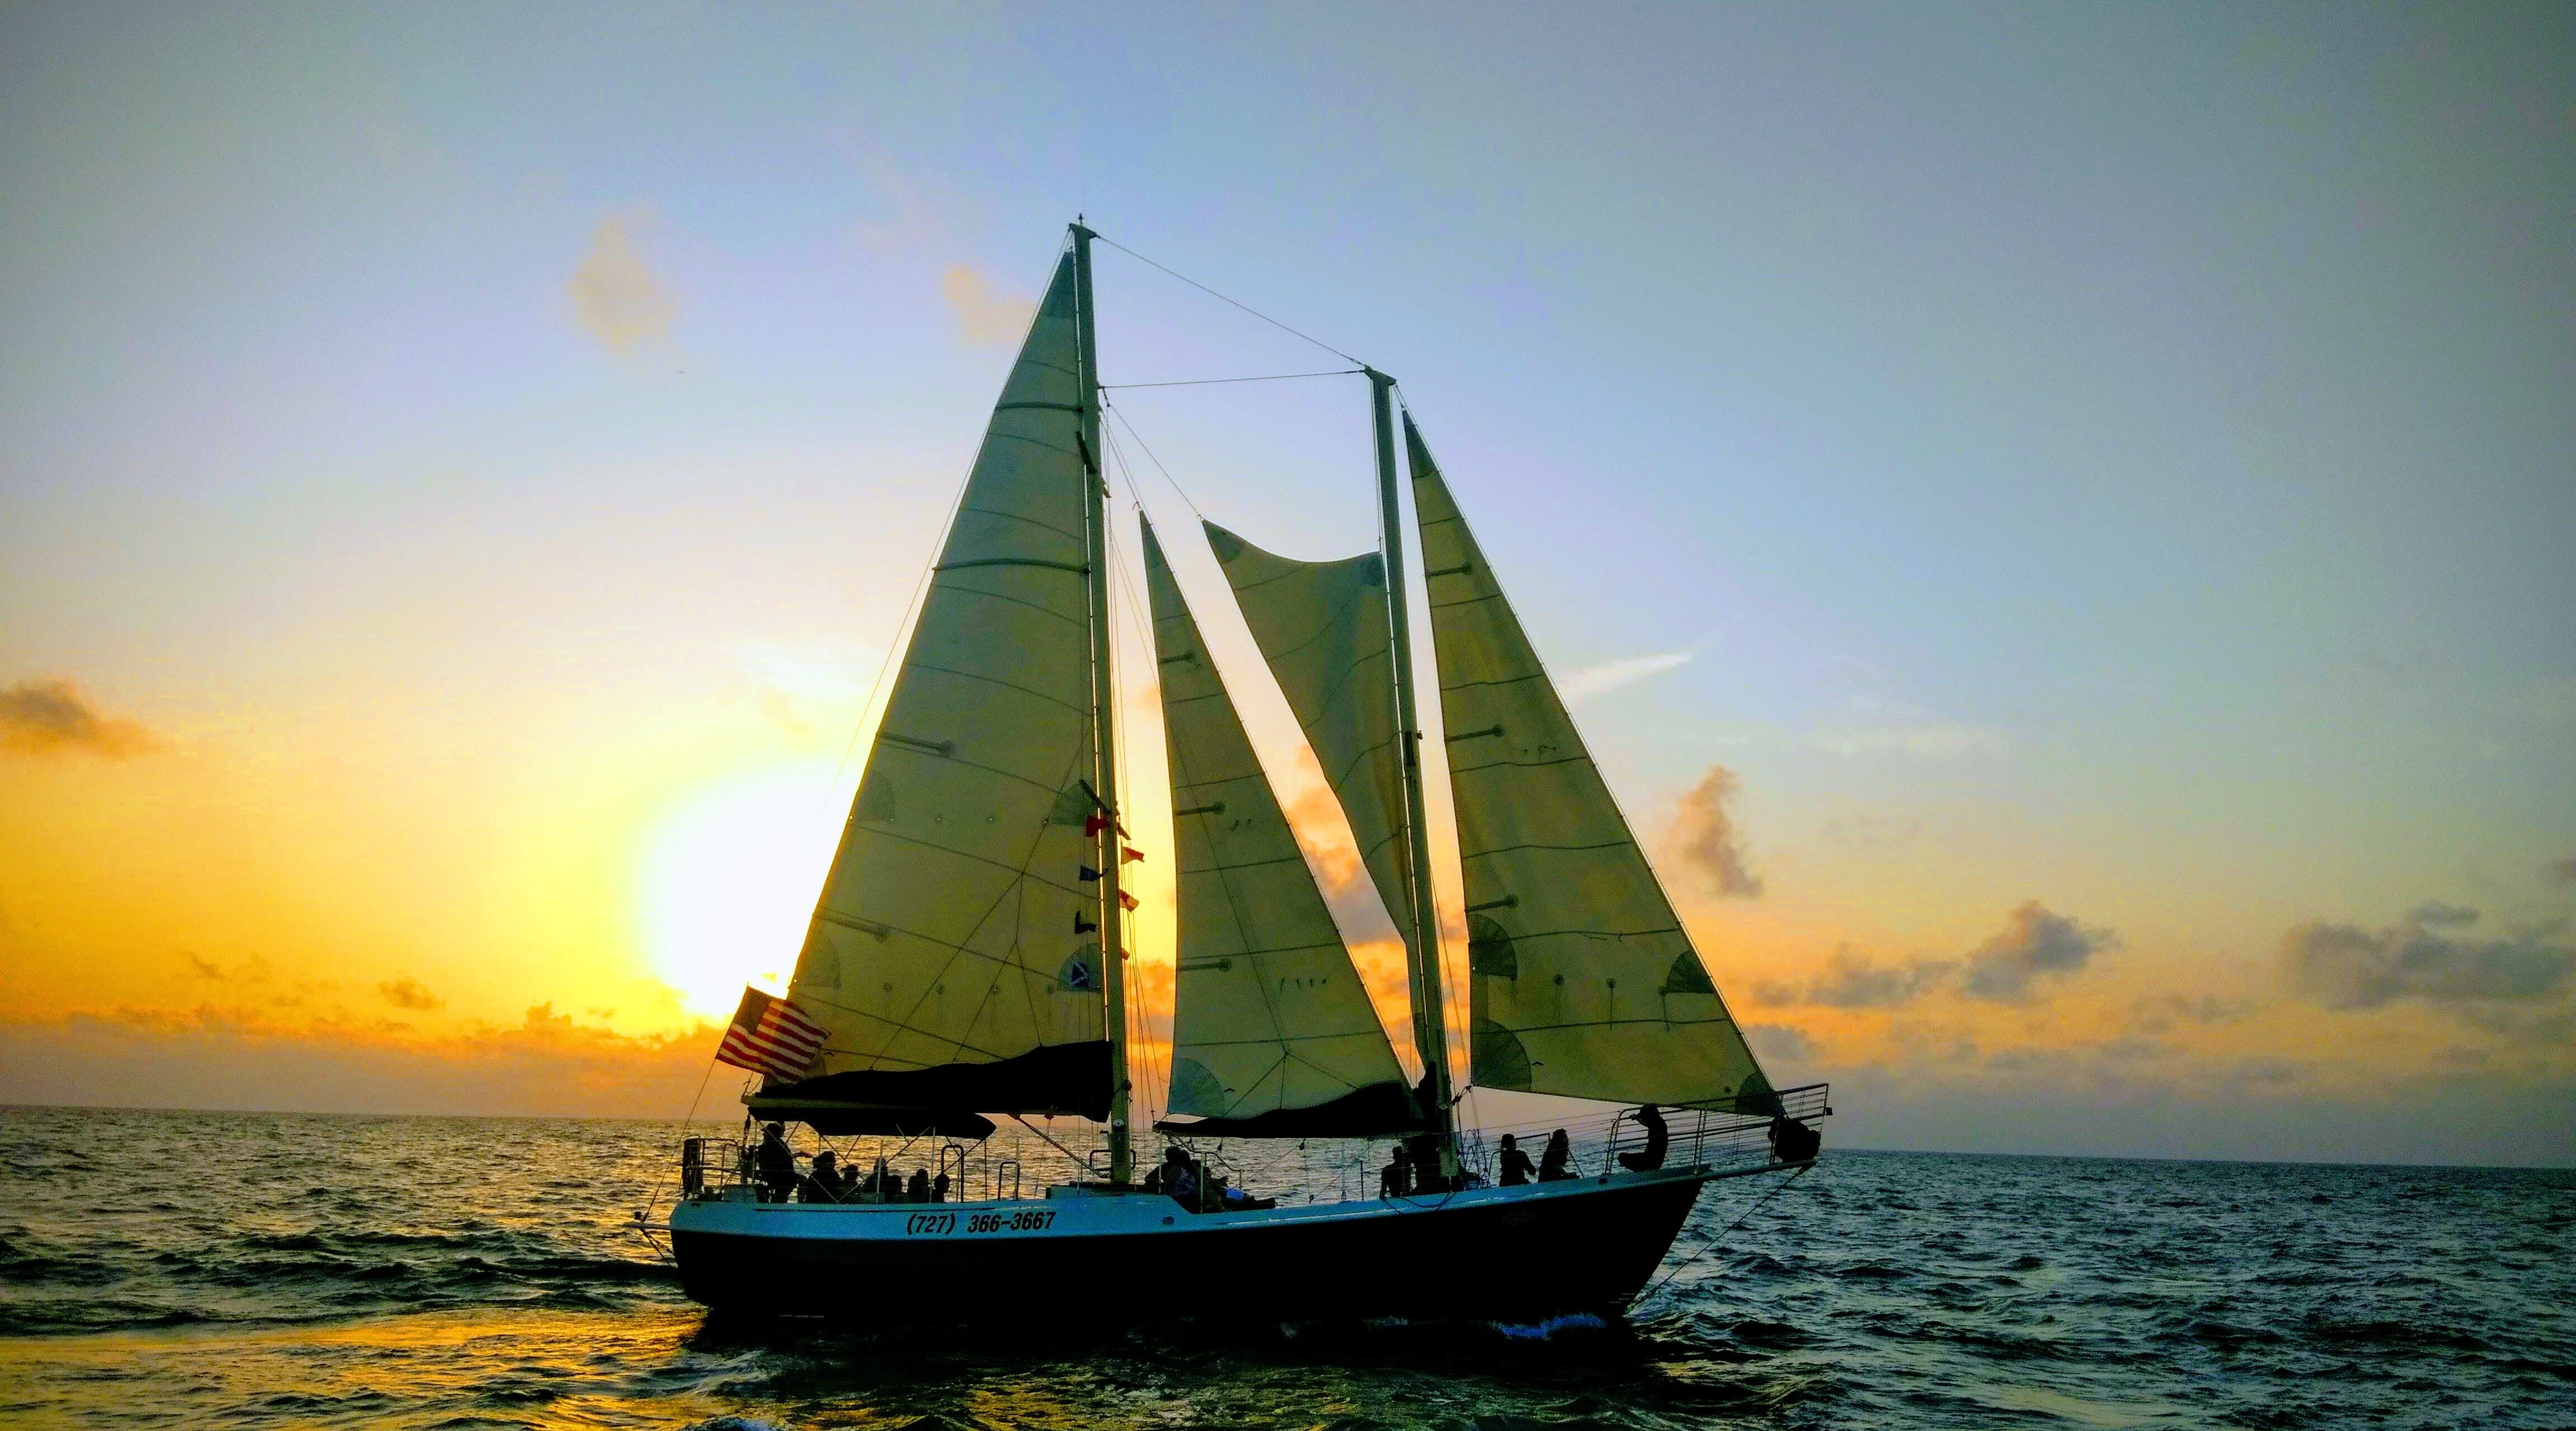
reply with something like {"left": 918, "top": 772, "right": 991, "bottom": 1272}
{"left": 1204, "top": 522, "right": 1420, "bottom": 965}
{"left": 754, "top": 250, "right": 1110, "bottom": 1131}
{"left": 1143, "top": 520, "right": 1420, "bottom": 1137}
{"left": 1407, "top": 414, "right": 1775, "bottom": 1112}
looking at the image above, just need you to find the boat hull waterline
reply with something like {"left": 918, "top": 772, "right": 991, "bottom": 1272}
{"left": 668, "top": 1165, "right": 1732, "bottom": 1323}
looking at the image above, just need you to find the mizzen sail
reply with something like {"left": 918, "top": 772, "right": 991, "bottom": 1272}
{"left": 1144, "top": 519, "right": 1419, "bottom": 1137}
{"left": 1407, "top": 414, "right": 1774, "bottom": 1112}
{"left": 757, "top": 250, "right": 1110, "bottom": 1127}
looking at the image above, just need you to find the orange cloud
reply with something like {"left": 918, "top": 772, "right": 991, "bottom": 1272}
{"left": 0, "top": 1003, "right": 722, "bottom": 1118}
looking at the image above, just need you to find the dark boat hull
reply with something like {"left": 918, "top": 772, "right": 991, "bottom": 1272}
{"left": 667, "top": 1167, "right": 1721, "bottom": 1324}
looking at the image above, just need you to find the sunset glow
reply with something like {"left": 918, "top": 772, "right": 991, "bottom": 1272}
{"left": 633, "top": 758, "right": 852, "bottom": 1020}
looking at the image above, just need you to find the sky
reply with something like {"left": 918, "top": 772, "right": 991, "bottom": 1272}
{"left": 2, "top": 2, "right": 2570, "bottom": 1165}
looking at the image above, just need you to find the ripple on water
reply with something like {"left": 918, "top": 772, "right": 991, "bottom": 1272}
{"left": 0, "top": 1113, "right": 2572, "bottom": 1429}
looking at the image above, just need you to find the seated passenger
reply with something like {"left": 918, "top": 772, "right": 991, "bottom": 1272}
{"left": 1379, "top": 1144, "right": 1411, "bottom": 1199}
{"left": 1497, "top": 1133, "right": 1536, "bottom": 1187}
{"left": 1167, "top": 1152, "right": 1203, "bottom": 1211}
{"left": 864, "top": 1156, "right": 893, "bottom": 1202}
{"left": 798, "top": 1151, "right": 843, "bottom": 1203}
{"left": 1537, "top": 1128, "right": 1574, "bottom": 1182}
{"left": 1769, "top": 1114, "right": 1821, "bottom": 1164}
{"left": 1616, "top": 1104, "right": 1669, "bottom": 1173}
{"left": 931, "top": 1170, "right": 950, "bottom": 1203}
{"left": 1218, "top": 1181, "right": 1276, "bottom": 1212}
{"left": 906, "top": 1167, "right": 931, "bottom": 1203}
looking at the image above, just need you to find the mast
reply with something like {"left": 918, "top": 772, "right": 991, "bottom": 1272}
{"left": 1368, "top": 368, "right": 1459, "bottom": 1163}
{"left": 1072, "top": 220, "right": 1133, "bottom": 1185}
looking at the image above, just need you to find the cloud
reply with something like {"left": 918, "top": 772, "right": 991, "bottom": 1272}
{"left": 0, "top": 1005, "right": 718, "bottom": 1118}
{"left": 1961, "top": 901, "right": 2119, "bottom": 1002}
{"left": 2280, "top": 905, "right": 2576, "bottom": 1009}
{"left": 566, "top": 214, "right": 676, "bottom": 354}
{"left": 939, "top": 263, "right": 1033, "bottom": 348}
{"left": 1741, "top": 1021, "right": 1820, "bottom": 1066}
{"left": 1557, "top": 652, "right": 1690, "bottom": 704}
{"left": 1753, "top": 901, "right": 2113, "bottom": 1010}
{"left": 0, "top": 678, "right": 156, "bottom": 758}
{"left": 378, "top": 977, "right": 443, "bottom": 1011}
{"left": 2133, "top": 993, "right": 2262, "bottom": 1034}
{"left": 1670, "top": 764, "right": 1764, "bottom": 899}
{"left": 1757, "top": 943, "right": 1952, "bottom": 1009}
{"left": 2409, "top": 900, "right": 2480, "bottom": 928}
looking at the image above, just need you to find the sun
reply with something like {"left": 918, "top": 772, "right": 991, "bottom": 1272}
{"left": 634, "top": 757, "right": 855, "bottom": 1019}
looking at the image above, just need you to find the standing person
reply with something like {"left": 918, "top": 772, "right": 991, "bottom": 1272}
{"left": 1497, "top": 1134, "right": 1537, "bottom": 1187}
{"left": 1378, "top": 1144, "right": 1411, "bottom": 1199}
{"left": 755, "top": 1122, "right": 797, "bottom": 1203}
{"left": 1617, "top": 1104, "right": 1669, "bottom": 1173}
{"left": 1537, "top": 1128, "right": 1574, "bottom": 1182}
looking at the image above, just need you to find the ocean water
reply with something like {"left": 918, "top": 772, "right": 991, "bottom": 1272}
{"left": 0, "top": 1107, "right": 2568, "bottom": 1429}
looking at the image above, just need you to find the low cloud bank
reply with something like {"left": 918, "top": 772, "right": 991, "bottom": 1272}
{"left": 2281, "top": 904, "right": 2574, "bottom": 1010}
{"left": 1756, "top": 901, "right": 2115, "bottom": 1009}
{"left": 0, "top": 1005, "right": 718, "bottom": 1120}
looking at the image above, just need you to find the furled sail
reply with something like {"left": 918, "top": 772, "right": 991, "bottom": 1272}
{"left": 1406, "top": 415, "right": 1775, "bottom": 1113}
{"left": 1144, "top": 519, "right": 1421, "bottom": 1138}
{"left": 1204, "top": 521, "right": 1419, "bottom": 965}
{"left": 754, "top": 251, "right": 1109, "bottom": 1128}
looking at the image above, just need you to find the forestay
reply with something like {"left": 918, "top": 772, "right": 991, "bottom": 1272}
{"left": 1406, "top": 415, "right": 1775, "bottom": 1113}
{"left": 759, "top": 251, "right": 1110, "bottom": 1126}
{"left": 1204, "top": 522, "right": 1420, "bottom": 967}
{"left": 1142, "top": 521, "right": 1421, "bottom": 1137}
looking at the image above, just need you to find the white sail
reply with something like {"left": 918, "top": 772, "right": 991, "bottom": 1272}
{"left": 1407, "top": 415, "right": 1774, "bottom": 1112}
{"left": 765, "top": 251, "right": 1109, "bottom": 1124}
{"left": 1204, "top": 521, "right": 1419, "bottom": 964}
{"left": 1144, "top": 520, "right": 1418, "bottom": 1136}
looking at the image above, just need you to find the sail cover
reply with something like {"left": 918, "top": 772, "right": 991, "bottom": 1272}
{"left": 1204, "top": 521, "right": 1419, "bottom": 965}
{"left": 1144, "top": 521, "right": 1420, "bottom": 1137}
{"left": 757, "top": 251, "right": 1109, "bottom": 1123}
{"left": 1407, "top": 415, "right": 1775, "bottom": 1113}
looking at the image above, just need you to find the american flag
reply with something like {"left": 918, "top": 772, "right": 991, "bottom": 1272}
{"left": 714, "top": 987, "right": 828, "bottom": 1080}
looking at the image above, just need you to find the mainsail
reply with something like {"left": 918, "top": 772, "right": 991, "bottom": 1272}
{"left": 1407, "top": 415, "right": 1775, "bottom": 1113}
{"left": 1204, "top": 522, "right": 1420, "bottom": 965}
{"left": 1143, "top": 520, "right": 1420, "bottom": 1137}
{"left": 755, "top": 251, "right": 1110, "bottom": 1131}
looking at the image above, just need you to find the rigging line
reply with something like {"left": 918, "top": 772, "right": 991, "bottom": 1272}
{"left": 1635, "top": 1161, "right": 1815, "bottom": 1310}
{"left": 1092, "top": 233, "right": 1368, "bottom": 367}
{"left": 1101, "top": 397, "right": 1206, "bottom": 521}
{"left": 1100, "top": 369, "right": 1363, "bottom": 390}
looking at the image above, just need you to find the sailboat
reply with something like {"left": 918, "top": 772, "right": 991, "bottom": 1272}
{"left": 657, "top": 223, "right": 1828, "bottom": 1323}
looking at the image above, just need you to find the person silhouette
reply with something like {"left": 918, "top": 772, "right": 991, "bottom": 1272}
{"left": 1497, "top": 1133, "right": 1537, "bottom": 1187}
{"left": 1537, "top": 1128, "right": 1574, "bottom": 1182}
{"left": 1617, "top": 1104, "right": 1668, "bottom": 1173}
